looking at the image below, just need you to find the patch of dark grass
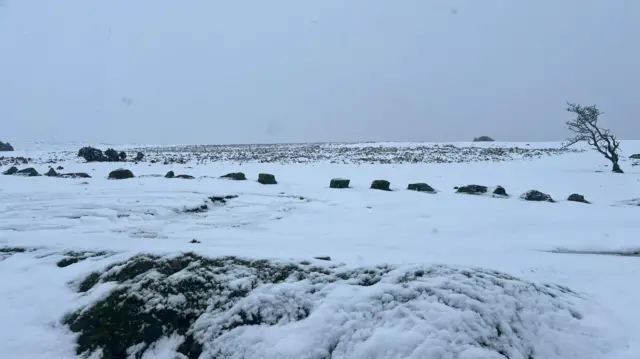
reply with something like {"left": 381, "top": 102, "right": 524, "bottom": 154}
{"left": 56, "top": 251, "right": 112, "bottom": 268}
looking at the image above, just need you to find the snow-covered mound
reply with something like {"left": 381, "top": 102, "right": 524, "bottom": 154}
{"left": 55, "top": 251, "right": 620, "bottom": 359}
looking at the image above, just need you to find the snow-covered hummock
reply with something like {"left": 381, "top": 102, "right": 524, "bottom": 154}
{"left": 1, "top": 140, "right": 639, "bottom": 359}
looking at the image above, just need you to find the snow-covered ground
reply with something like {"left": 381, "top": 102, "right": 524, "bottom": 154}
{"left": 1, "top": 141, "right": 640, "bottom": 359}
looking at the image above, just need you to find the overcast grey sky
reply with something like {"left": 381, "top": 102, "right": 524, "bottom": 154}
{"left": 1, "top": 1, "right": 638, "bottom": 145}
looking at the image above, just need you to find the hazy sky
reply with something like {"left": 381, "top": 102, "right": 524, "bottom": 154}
{"left": 1, "top": 1, "right": 638, "bottom": 145}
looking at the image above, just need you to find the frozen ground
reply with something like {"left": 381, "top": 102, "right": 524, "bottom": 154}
{"left": 1, "top": 141, "right": 640, "bottom": 358}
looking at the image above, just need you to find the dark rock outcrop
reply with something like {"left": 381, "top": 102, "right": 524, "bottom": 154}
{"left": 455, "top": 185, "right": 488, "bottom": 195}
{"left": 104, "top": 148, "right": 120, "bottom": 162}
{"left": 78, "top": 147, "right": 107, "bottom": 162}
{"left": 56, "top": 166, "right": 64, "bottom": 170}
{"left": 108, "top": 168, "right": 134, "bottom": 180}
{"left": 134, "top": 152, "right": 145, "bottom": 161}
{"left": 45, "top": 168, "right": 58, "bottom": 177}
{"left": 493, "top": 186, "right": 508, "bottom": 196}
{"left": 521, "top": 190, "right": 554, "bottom": 202}
{"left": 2, "top": 166, "right": 18, "bottom": 175}
{"left": 0, "top": 141, "right": 14, "bottom": 151}
{"left": 16, "top": 167, "right": 40, "bottom": 177}
{"left": 165, "top": 171, "right": 175, "bottom": 178}
{"left": 220, "top": 172, "right": 247, "bottom": 181}
{"left": 174, "top": 174, "right": 195, "bottom": 179}
{"left": 407, "top": 183, "right": 435, "bottom": 193}
{"left": 370, "top": 180, "right": 391, "bottom": 191}
{"left": 567, "top": 193, "right": 590, "bottom": 204}
{"left": 330, "top": 178, "right": 350, "bottom": 189}
{"left": 118, "top": 151, "right": 127, "bottom": 161}
{"left": 629, "top": 154, "right": 640, "bottom": 159}
{"left": 258, "top": 173, "right": 277, "bottom": 185}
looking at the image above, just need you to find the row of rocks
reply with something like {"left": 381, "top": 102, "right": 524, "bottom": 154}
{"left": 0, "top": 166, "right": 594, "bottom": 204}
{"left": 2, "top": 166, "right": 91, "bottom": 178}
{"left": 332, "top": 179, "right": 590, "bottom": 203}
{"left": 107, "top": 169, "right": 278, "bottom": 184}
{"left": 78, "top": 146, "right": 144, "bottom": 163}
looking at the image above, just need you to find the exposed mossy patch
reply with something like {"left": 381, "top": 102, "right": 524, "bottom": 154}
{"left": 62, "top": 253, "right": 593, "bottom": 359}
{"left": 64, "top": 253, "right": 337, "bottom": 358}
{"left": 56, "top": 251, "right": 112, "bottom": 268}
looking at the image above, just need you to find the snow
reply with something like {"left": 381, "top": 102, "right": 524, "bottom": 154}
{"left": 1, "top": 140, "right": 640, "bottom": 358}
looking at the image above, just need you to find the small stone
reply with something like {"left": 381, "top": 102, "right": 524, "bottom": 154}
{"left": 567, "top": 193, "right": 590, "bottom": 204}
{"left": 220, "top": 172, "right": 247, "bottom": 180}
{"left": 330, "top": 178, "right": 350, "bottom": 189}
{"left": 165, "top": 171, "right": 175, "bottom": 178}
{"left": 108, "top": 168, "right": 134, "bottom": 180}
{"left": 174, "top": 174, "right": 195, "bottom": 179}
{"left": 520, "top": 190, "right": 554, "bottom": 202}
{"left": 407, "top": 183, "right": 435, "bottom": 193}
{"left": 370, "top": 180, "right": 391, "bottom": 191}
{"left": 56, "top": 166, "right": 64, "bottom": 170}
{"left": 456, "top": 185, "right": 488, "bottom": 195}
{"left": 258, "top": 173, "right": 277, "bottom": 185}
{"left": 313, "top": 256, "right": 331, "bottom": 261}
{"left": 190, "top": 239, "right": 201, "bottom": 244}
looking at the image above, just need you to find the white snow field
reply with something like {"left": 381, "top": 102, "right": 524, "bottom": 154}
{"left": 1, "top": 141, "right": 640, "bottom": 359}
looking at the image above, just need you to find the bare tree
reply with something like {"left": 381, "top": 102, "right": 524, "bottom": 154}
{"left": 563, "top": 102, "right": 623, "bottom": 173}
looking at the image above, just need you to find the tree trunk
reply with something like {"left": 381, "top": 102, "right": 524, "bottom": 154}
{"left": 612, "top": 161, "right": 624, "bottom": 173}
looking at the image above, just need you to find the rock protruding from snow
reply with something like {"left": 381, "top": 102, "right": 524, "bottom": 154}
{"left": 567, "top": 193, "right": 590, "bottom": 204}
{"left": 258, "top": 173, "right": 277, "bottom": 185}
{"left": 45, "top": 168, "right": 58, "bottom": 177}
{"left": 134, "top": 152, "right": 145, "bottom": 161}
{"left": 174, "top": 174, "right": 195, "bottom": 179}
{"left": 0, "top": 141, "right": 14, "bottom": 151}
{"left": 78, "top": 146, "right": 127, "bottom": 162}
{"left": 220, "top": 172, "right": 247, "bottom": 181}
{"left": 108, "top": 168, "right": 134, "bottom": 180}
{"left": 62, "top": 253, "right": 621, "bottom": 359}
{"left": 15, "top": 167, "right": 40, "bottom": 177}
{"left": 493, "top": 185, "right": 508, "bottom": 197}
{"left": 2, "top": 166, "right": 18, "bottom": 175}
{"left": 456, "top": 184, "right": 488, "bottom": 195}
{"left": 165, "top": 171, "right": 175, "bottom": 178}
{"left": 521, "top": 190, "right": 555, "bottom": 202}
{"left": 59, "top": 173, "right": 91, "bottom": 179}
{"left": 330, "top": 178, "right": 350, "bottom": 189}
{"left": 78, "top": 147, "right": 107, "bottom": 162}
{"left": 629, "top": 153, "right": 640, "bottom": 159}
{"left": 407, "top": 183, "right": 435, "bottom": 193}
{"left": 370, "top": 179, "right": 391, "bottom": 191}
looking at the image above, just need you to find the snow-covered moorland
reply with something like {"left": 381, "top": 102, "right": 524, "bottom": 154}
{"left": 1, "top": 140, "right": 640, "bottom": 359}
